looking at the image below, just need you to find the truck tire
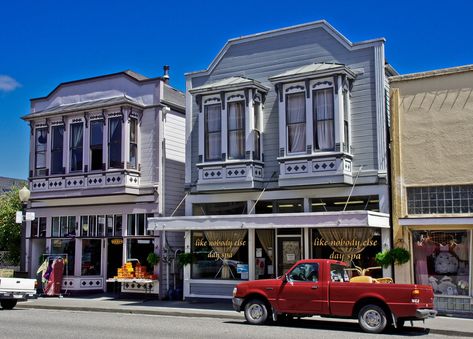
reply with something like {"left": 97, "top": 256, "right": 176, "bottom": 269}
{"left": 1, "top": 300, "right": 18, "bottom": 310}
{"left": 358, "top": 304, "right": 388, "bottom": 334}
{"left": 244, "top": 298, "right": 269, "bottom": 325}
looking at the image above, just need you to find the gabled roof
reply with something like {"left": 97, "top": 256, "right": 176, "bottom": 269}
{"left": 186, "top": 20, "right": 385, "bottom": 77}
{"left": 22, "top": 95, "right": 144, "bottom": 120}
{"left": 31, "top": 70, "right": 162, "bottom": 102}
{"left": 269, "top": 62, "right": 357, "bottom": 82}
{"left": 189, "top": 76, "right": 270, "bottom": 94}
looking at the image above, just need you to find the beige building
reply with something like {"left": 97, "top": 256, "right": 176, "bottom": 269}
{"left": 390, "top": 65, "right": 473, "bottom": 315}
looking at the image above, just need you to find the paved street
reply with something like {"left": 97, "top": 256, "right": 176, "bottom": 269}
{"left": 1, "top": 308, "right": 470, "bottom": 339}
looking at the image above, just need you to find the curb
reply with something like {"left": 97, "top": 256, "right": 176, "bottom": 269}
{"left": 17, "top": 304, "right": 242, "bottom": 320}
{"left": 16, "top": 304, "right": 473, "bottom": 337}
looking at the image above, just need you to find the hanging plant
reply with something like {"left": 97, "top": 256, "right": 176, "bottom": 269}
{"left": 177, "top": 252, "right": 194, "bottom": 267}
{"left": 147, "top": 252, "right": 160, "bottom": 266}
{"left": 375, "top": 247, "right": 411, "bottom": 268}
{"left": 390, "top": 247, "right": 410, "bottom": 265}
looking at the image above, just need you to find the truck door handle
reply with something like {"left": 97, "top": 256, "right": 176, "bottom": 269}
{"left": 311, "top": 286, "right": 318, "bottom": 289}
{"left": 265, "top": 287, "right": 274, "bottom": 291}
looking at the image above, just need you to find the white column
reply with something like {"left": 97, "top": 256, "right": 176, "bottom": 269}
{"left": 335, "top": 76, "right": 343, "bottom": 148}
{"left": 74, "top": 238, "right": 82, "bottom": 276}
{"left": 183, "top": 230, "right": 191, "bottom": 300}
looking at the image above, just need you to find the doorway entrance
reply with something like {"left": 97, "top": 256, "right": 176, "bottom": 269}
{"left": 106, "top": 238, "right": 123, "bottom": 291}
{"left": 276, "top": 229, "right": 302, "bottom": 276}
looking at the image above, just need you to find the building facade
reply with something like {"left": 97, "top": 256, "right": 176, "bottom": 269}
{"left": 149, "top": 21, "right": 395, "bottom": 300}
{"left": 0, "top": 176, "right": 26, "bottom": 194}
{"left": 391, "top": 65, "right": 473, "bottom": 315}
{"left": 22, "top": 68, "right": 185, "bottom": 296}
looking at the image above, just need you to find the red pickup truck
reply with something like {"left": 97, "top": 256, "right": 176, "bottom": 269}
{"left": 232, "top": 259, "right": 436, "bottom": 333}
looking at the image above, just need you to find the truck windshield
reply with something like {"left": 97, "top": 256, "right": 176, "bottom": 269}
{"left": 330, "top": 264, "right": 350, "bottom": 282}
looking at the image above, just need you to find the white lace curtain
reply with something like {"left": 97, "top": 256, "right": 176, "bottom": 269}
{"left": 287, "top": 93, "right": 306, "bottom": 153}
{"left": 70, "top": 123, "right": 83, "bottom": 171}
{"left": 314, "top": 88, "right": 335, "bottom": 151}
{"left": 205, "top": 104, "right": 221, "bottom": 160}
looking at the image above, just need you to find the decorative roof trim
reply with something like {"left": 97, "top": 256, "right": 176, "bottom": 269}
{"left": 390, "top": 64, "right": 473, "bottom": 82}
{"left": 185, "top": 20, "right": 385, "bottom": 77}
{"left": 189, "top": 77, "right": 270, "bottom": 95}
{"left": 269, "top": 63, "right": 356, "bottom": 83}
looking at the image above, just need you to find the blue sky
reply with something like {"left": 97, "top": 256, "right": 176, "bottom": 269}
{"left": 1, "top": 0, "right": 472, "bottom": 179}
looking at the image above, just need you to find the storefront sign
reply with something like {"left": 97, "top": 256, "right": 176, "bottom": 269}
{"left": 194, "top": 237, "right": 247, "bottom": 260}
{"left": 313, "top": 237, "right": 378, "bottom": 260}
{"left": 111, "top": 239, "right": 123, "bottom": 245}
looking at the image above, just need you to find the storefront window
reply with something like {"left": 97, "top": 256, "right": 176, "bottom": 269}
{"left": 255, "top": 200, "right": 303, "bottom": 214}
{"left": 51, "top": 239, "right": 75, "bottom": 276}
{"left": 193, "top": 202, "right": 246, "bottom": 216}
{"left": 82, "top": 239, "right": 101, "bottom": 275}
{"left": 311, "top": 228, "right": 381, "bottom": 277}
{"left": 412, "top": 231, "right": 470, "bottom": 296}
{"left": 126, "top": 238, "right": 154, "bottom": 268}
{"left": 310, "top": 196, "right": 379, "bottom": 212}
{"left": 127, "top": 214, "right": 152, "bottom": 236}
{"left": 255, "top": 230, "right": 275, "bottom": 279}
{"left": 191, "top": 230, "right": 249, "bottom": 280}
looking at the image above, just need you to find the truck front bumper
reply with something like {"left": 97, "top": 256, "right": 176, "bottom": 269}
{"left": 416, "top": 308, "right": 437, "bottom": 319}
{"left": 0, "top": 292, "right": 37, "bottom": 301}
{"left": 232, "top": 297, "right": 243, "bottom": 312}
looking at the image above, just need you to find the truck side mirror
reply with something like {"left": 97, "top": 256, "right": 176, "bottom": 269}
{"left": 282, "top": 274, "right": 289, "bottom": 283}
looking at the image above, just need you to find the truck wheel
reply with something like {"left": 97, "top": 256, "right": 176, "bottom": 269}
{"left": 358, "top": 304, "right": 387, "bottom": 334}
{"left": 244, "top": 299, "right": 268, "bottom": 325}
{"left": 1, "top": 300, "right": 18, "bottom": 310}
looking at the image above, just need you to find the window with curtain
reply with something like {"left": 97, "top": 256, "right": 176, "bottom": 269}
{"left": 227, "top": 101, "right": 245, "bottom": 159}
{"left": 191, "top": 230, "right": 249, "bottom": 280}
{"left": 90, "top": 120, "right": 103, "bottom": 171}
{"left": 108, "top": 117, "right": 122, "bottom": 168}
{"left": 253, "top": 101, "right": 261, "bottom": 160}
{"left": 70, "top": 122, "right": 83, "bottom": 172}
{"left": 35, "top": 127, "right": 47, "bottom": 175}
{"left": 313, "top": 88, "right": 335, "bottom": 151}
{"left": 286, "top": 92, "right": 306, "bottom": 153}
{"left": 50, "top": 126, "right": 64, "bottom": 174}
{"left": 204, "top": 104, "right": 221, "bottom": 161}
{"left": 129, "top": 118, "right": 138, "bottom": 169}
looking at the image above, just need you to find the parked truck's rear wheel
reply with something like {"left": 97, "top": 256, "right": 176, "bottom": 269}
{"left": 358, "top": 304, "right": 388, "bottom": 334}
{"left": 244, "top": 299, "right": 269, "bottom": 325}
{"left": 1, "top": 300, "right": 18, "bottom": 310}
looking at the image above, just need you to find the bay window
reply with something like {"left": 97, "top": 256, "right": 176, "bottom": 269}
{"left": 286, "top": 92, "right": 306, "bottom": 153}
{"left": 204, "top": 104, "right": 221, "bottom": 161}
{"left": 90, "top": 120, "right": 103, "bottom": 171}
{"left": 227, "top": 101, "right": 245, "bottom": 159}
{"left": 108, "top": 117, "right": 122, "bottom": 168}
{"left": 51, "top": 125, "right": 64, "bottom": 174}
{"left": 35, "top": 127, "right": 47, "bottom": 176}
{"left": 313, "top": 88, "right": 335, "bottom": 151}
{"left": 70, "top": 122, "right": 83, "bottom": 172}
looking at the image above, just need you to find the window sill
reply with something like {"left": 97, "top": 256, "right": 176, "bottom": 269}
{"left": 277, "top": 151, "right": 352, "bottom": 162}
{"left": 197, "top": 159, "right": 264, "bottom": 168}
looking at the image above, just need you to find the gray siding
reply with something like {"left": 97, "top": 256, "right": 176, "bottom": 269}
{"left": 190, "top": 282, "right": 235, "bottom": 297}
{"left": 164, "top": 110, "right": 186, "bottom": 216}
{"left": 189, "top": 26, "right": 379, "bottom": 186}
{"left": 140, "top": 107, "right": 159, "bottom": 185}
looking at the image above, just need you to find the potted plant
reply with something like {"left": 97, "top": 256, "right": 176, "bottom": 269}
{"left": 147, "top": 252, "right": 160, "bottom": 267}
{"left": 177, "top": 252, "right": 194, "bottom": 267}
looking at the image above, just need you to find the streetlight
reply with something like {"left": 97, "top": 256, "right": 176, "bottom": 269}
{"left": 18, "top": 186, "right": 30, "bottom": 272}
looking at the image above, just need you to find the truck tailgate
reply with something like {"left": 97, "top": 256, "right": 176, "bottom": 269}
{"left": 0, "top": 278, "right": 36, "bottom": 294}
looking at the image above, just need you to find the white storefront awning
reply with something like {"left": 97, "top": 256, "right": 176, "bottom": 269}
{"left": 147, "top": 211, "right": 390, "bottom": 231}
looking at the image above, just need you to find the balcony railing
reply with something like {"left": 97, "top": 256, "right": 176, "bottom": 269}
{"left": 30, "top": 170, "right": 140, "bottom": 192}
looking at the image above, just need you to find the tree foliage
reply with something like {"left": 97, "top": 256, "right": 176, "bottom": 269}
{"left": 0, "top": 186, "right": 22, "bottom": 264}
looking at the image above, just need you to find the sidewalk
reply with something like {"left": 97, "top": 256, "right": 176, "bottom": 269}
{"left": 16, "top": 294, "right": 473, "bottom": 337}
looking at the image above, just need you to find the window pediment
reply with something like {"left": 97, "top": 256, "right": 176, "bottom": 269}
{"left": 269, "top": 62, "right": 356, "bottom": 84}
